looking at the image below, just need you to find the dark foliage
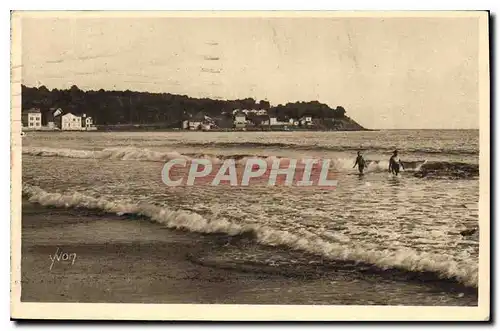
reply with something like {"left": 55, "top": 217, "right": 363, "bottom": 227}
{"left": 22, "top": 85, "right": 352, "bottom": 126}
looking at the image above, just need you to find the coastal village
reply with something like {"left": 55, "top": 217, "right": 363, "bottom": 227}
{"left": 21, "top": 108, "right": 97, "bottom": 131}
{"left": 182, "top": 109, "right": 316, "bottom": 131}
{"left": 20, "top": 85, "right": 365, "bottom": 132}
{"left": 21, "top": 107, "right": 323, "bottom": 132}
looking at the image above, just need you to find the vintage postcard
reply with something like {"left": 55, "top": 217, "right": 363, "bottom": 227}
{"left": 10, "top": 11, "right": 490, "bottom": 321}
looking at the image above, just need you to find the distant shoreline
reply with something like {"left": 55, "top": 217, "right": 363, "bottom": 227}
{"left": 22, "top": 126, "right": 376, "bottom": 133}
{"left": 21, "top": 128, "right": 480, "bottom": 133}
{"left": 23, "top": 128, "right": 377, "bottom": 133}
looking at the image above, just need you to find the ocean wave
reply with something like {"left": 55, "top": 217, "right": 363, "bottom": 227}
{"left": 176, "top": 141, "right": 479, "bottom": 156}
{"left": 20, "top": 147, "right": 405, "bottom": 169}
{"left": 23, "top": 147, "right": 479, "bottom": 178}
{"left": 22, "top": 147, "right": 192, "bottom": 163}
{"left": 22, "top": 183, "right": 478, "bottom": 287}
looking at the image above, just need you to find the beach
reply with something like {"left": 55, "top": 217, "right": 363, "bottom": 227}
{"left": 20, "top": 130, "right": 480, "bottom": 305}
{"left": 21, "top": 198, "right": 477, "bottom": 305}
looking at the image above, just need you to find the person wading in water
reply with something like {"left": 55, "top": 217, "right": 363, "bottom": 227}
{"left": 389, "top": 150, "right": 405, "bottom": 175}
{"left": 353, "top": 151, "right": 366, "bottom": 174}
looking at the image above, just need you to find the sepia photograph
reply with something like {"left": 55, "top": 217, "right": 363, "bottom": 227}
{"left": 10, "top": 10, "right": 490, "bottom": 321}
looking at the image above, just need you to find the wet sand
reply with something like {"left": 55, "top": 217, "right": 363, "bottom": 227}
{"left": 20, "top": 200, "right": 289, "bottom": 304}
{"left": 20, "top": 200, "right": 477, "bottom": 305}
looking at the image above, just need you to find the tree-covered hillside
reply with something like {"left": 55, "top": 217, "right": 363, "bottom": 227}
{"left": 21, "top": 84, "right": 366, "bottom": 130}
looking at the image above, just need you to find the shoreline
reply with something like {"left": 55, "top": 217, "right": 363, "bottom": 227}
{"left": 22, "top": 128, "right": 377, "bottom": 133}
{"left": 20, "top": 199, "right": 477, "bottom": 305}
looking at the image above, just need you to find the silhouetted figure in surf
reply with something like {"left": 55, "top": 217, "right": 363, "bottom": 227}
{"left": 353, "top": 151, "right": 366, "bottom": 174}
{"left": 389, "top": 150, "right": 405, "bottom": 176}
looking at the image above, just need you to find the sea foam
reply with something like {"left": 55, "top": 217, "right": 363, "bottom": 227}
{"left": 23, "top": 147, "right": 429, "bottom": 173}
{"left": 22, "top": 183, "right": 478, "bottom": 287}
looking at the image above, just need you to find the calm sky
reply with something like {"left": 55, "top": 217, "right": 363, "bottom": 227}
{"left": 20, "top": 14, "right": 481, "bottom": 129}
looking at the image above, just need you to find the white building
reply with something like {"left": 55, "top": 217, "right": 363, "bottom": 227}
{"left": 187, "top": 112, "right": 208, "bottom": 130}
{"left": 269, "top": 116, "right": 287, "bottom": 125}
{"left": 234, "top": 112, "right": 246, "bottom": 123}
{"left": 268, "top": 116, "right": 293, "bottom": 126}
{"left": 300, "top": 116, "right": 313, "bottom": 125}
{"left": 22, "top": 108, "right": 42, "bottom": 129}
{"left": 233, "top": 111, "right": 247, "bottom": 128}
{"left": 61, "top": 113, "right": 82, "bottom": 130}
{"left": 188, "top": 121, "right": 201, "bottom": 130}
{"left": 29, "top": 111, "right": 42, "bottom": 129}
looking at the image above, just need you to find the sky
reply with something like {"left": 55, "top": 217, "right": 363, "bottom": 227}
{"left": 19, "top": 13, "right": 482, "bottom": 129}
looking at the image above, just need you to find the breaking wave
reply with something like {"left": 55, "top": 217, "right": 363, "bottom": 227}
{"left": 24, "top": 146, "right": 478, "bottom": 177}
{"left": 22, "top": 184, "right": 478, "bottom": 288}
{"left": 175, "top": 141, "right": 479, "bottom": 156}
{"left": 20, "top": 147, "right": 406, "bottom": 172}
{"left": 23, "top": 147, "right": 193, "bottom": 163}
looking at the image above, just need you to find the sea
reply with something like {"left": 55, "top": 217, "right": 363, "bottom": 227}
{"left": 21, "top": 129, "right": 480, "bottom": 305}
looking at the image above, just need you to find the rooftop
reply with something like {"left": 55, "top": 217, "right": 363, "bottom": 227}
{"left": 22, "top": 108, "right": 41, "bottom": 113}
